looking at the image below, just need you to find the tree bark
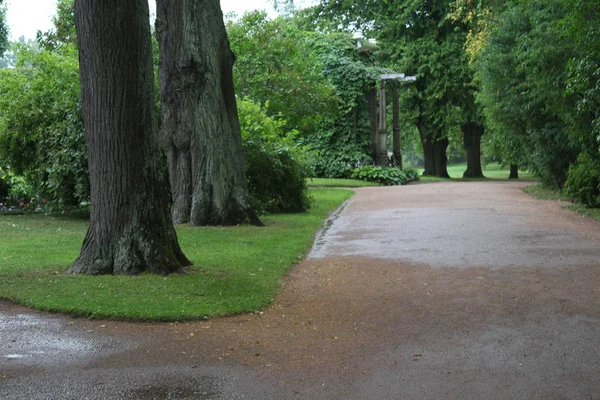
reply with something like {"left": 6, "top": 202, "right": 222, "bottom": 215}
{"left": 418, "top": 116, "right": 436, "bottom": 176}
{"left": 392, "top": 85, "right": 402, "bottom": 169}
{"left": 156, "top": 0, "right": 261, "bottom": 226}
{"left": 70, "top": 0, "right": 190, "bottom": 275}
{"left": 509, "top": 164, "right": 519, "bottom": 179}
{"left": 462, "top": 122, "right": 484, "bottom": 178}
{"left": 368, "top": 82, "right": 378, "bottom": 163}
{"left": 433, "top": 137, "right": 450, "bottom": 178}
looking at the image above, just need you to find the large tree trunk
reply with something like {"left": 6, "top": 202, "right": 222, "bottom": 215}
{"left": 70, "top": 0, "right": 190, "bottom": 275}
{"left": 433, "top": 137, "right": 450, "bottom": 178}
{"left": 418, "top": 117, "right": 435, "bottom": 176}
{"left": 509, "top": 164, "right": 519, "bottom": 179}
{"left": 156, "top": 0, "right": 261, "bottom": 226}
{"left": 462, "top": 122, "right": 484, "bottom": 178}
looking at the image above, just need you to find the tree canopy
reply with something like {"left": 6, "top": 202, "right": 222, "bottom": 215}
{"left": 0, "top": 0, "right": 8, "bottom": 57}
{"left": 1, "top": 0, "right": 599, "bottom": 219}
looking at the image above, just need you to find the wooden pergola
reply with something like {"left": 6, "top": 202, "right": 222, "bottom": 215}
{"left": 370, "top": 73, "right": 416, "bottom": 168}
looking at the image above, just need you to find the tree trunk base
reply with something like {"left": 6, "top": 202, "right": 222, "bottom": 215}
{"left": 69, "top": 224, "right": 191, "bottom": 275}
{"left": 463, "top": 170, "right": 485, "bottom": 178}
{"left": 462, "top": 122, "right": 484, "bottom": 178}
{"left": 509, "top": 164, "right": 519, "bottom": 179}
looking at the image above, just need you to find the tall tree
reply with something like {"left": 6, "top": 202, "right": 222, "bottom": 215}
{"left": 37, "top": 0, "right": 77, "bottom": 50}
{"left": 70, "top": 0, "right": 190, "bottom": 275}
{"left": 475, "top": 0, "right": 578, "bottom": 188}
{"left": 0, "top": 0, "right": 8, "bottom": 57}
{"left": 226, "top": 11, "right": 336, "bottom": 141}
{"left": 155, "top": 0, "right": 262, "bottom": 226}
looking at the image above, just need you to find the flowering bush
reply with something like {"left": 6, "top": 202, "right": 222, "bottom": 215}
{"left": 0, "top": 197, "right": 47, "bottom": 215}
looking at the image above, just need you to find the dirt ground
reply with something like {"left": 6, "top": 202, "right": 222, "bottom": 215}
{"left": 2, "top": 181, "right": 600, "bottom": 399}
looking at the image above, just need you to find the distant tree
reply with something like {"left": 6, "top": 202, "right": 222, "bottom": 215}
{"left": 70, "top": 0, "right": 190, "bottom": 275}
{"left": 155, "top": 0, "right": 262, "bottom": 226}
{"left": 0, "top": 0, "right": 8, "bottom": 56}
{"left": 226, "top": 11, "right": 336, "bottom": 140}
{"left": 314, "top": 0, "right": 475, "bottom": 178}
{"left": 37, "top": 0, "right": 76, "bottom": 50}
{"left": 475, "top": 0, "right": 579, "bottom": 188}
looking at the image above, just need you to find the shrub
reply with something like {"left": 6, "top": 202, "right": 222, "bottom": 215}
{"left": 238, "top": 99, "right": 311, "bottom": 215}
{"left": 308, "top": 142, "right": 373, "bottom": 179}
{"left": 565, "top": 152, "right": 600, "bottom": 208}
{"left": 351, "top": 165, "right": 419, "bottom": 186}
{"left": 0, "top": 44, "right": 88, "bottom": 209}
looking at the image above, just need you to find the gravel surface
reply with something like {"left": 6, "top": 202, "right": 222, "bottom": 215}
{"left": 2, "top": 181, "right": 600, "bottom": 399}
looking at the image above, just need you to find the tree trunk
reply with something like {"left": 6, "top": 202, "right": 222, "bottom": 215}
{"left": 433, "top": 137, "right": 450, "bottom": 178}
{"left": 70, "top": 0, "right": 190, "bottom": 275}
{"left": 418, "top": 117, "right": 435, "bottom": 176}
{"left": 368, "top": 82, "right": 378, "bottom": 163}
{"left": 462, "top": 122, "right": 484, "bottom": 178}
{"left": 509, "top": 164, "right": 519, "bottom": 179}
{"left": 156, "top": 0, "right": 261, "bottom": 226}
{"left": 392, "top": 85, "right": 402, "bottom": 169}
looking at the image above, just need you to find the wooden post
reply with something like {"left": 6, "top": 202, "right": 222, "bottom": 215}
{"left": 377, "top": 80, "right": 388, "bottom": 166}
{"left": 368, "top": 82, "right": 378, "bottom": 163}
{"left": 392, "top": 84, "right": 402, "bottom": 169}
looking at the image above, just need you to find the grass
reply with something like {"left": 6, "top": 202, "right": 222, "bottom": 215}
{"left": 306, "top": 177, "right": 382, "bottom": 188}
{"left": 522, "top": 183, "right": 571, "bottom": 201}
{"left": 523, "top": 183, "right": 600, "bottom": 222}
{"left": 307, "top": 163, "right": 536, "bottom": 186}
{"left": 566, "top": 204, "right": 600, "bottom": 221}
{"left": 417, "top": 162, "right": 537, "bottom": 182}
{"left": 0, "top": 188, "right": 353, "bottom": 321}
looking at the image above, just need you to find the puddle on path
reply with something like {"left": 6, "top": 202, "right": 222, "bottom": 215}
{"left": 0, "top": 312, "right": 116, "bottom": 367}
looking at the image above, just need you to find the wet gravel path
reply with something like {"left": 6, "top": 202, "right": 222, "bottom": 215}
{"left": 2, "top": 181, "right": 600, "bottom": 399}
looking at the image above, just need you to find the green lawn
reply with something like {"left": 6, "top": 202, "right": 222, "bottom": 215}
{"left": 306, "top": 177, "right": 382, "bottom": 188}
{"left": 0, "top": 188, "right": 353, "bottom": 321}
{"left": 418, "top": 162, "right": 537, "bottom": 181}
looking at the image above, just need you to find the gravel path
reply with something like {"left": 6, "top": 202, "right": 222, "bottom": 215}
{"left": 2, "top": 181, "right": 600, "bottom": 399}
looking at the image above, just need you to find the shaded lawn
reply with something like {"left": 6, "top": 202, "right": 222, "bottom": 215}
{"left": 0, "top": 188, "right": 353, "bottom": 321}
{"left": 306, "top": 177, "right": 381, "bottom": 188}
{"left": 418, "top": 162, "right": 537, "bottom": 181}
{"left": 524, "top": 183, "right": 600, "bottom": 222}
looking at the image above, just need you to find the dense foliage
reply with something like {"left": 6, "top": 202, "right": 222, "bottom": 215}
{"left": 350, "top": 166, "right": 419, "bottom": 186}
{"left": 0, "top": 45, "right": 88, "bottom": 209}
{"left": 470, "top": 0, "right": 599, "bottom": 205}
{"left": 2, "top": 0, "right": 599, "bottom": 213}
{"left": 304, "top": 32, "right": 378, "bottom": 177}
{"left": 227, "top": 11, "right": 335, "bottom": 139}
{"left": 228, "top": 12, "right": 379, "bottom": 178}
{"left": 0, "top": 0, "right": 8, "bottom": 56}
{"left": 475, "top": 1, "right": 578, "bottom": 188}
{"left": 36, "top": 0, "right": 77, "bottom": 50}
{"left": 0, "top": 44, "right": 311, "bottom": 215}
{"left": 238, "top": 98, "right": 312, "bottom": 214}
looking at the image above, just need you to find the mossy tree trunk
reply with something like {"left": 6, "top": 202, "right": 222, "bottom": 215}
{"left": 462, "top": 122, "right": 485, "bottom": 178}
{"left": 70, "top": 0, "right": 190, "bottom": 275}
{"left": 156, "top": 0, "right": 261, "bottom": 226}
